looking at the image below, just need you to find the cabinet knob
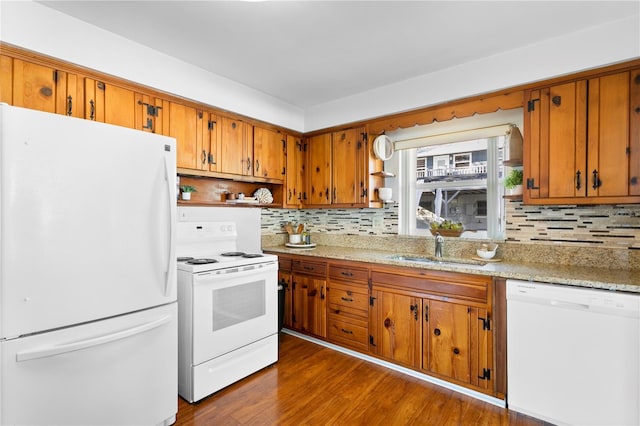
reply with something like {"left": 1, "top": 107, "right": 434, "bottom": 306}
{"left": 384, "top": 318, "right": 392, "bottom": 328}
{"left": 453, "top": 347, "right": 460, "bottom": 355}
{"left": 434, "top": 328, "right": 441, "bottom": 336}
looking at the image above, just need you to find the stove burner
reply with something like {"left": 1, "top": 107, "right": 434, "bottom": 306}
{"left": 177, "top": 257, "right": 194, "bottom": 262}
{"left": 186, "top": 258, "right": 218, "bottom": 265}
{"left": 220, "top": 251, "right": 246, "bottom": 257}
{"left": 242, "top": 253, "right": 264, "bottom": 258}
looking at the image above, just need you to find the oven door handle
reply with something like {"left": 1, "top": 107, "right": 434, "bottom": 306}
{"left": 164, "top": 154, "right": 175, "bottom": 298}
{"left": 194, "top": 262, "right": 277, "bottom": 284}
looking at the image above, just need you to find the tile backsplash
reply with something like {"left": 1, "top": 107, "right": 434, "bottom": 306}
{"left": 262, "top": 202, "right": 640, "bottom": 249}
{"left": 506, "top": 201, "right": 640, "bottom": 249}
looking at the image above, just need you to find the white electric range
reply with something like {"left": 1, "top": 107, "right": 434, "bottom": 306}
{"left": 176, "top": 219, "right": 279, "bottom": 403}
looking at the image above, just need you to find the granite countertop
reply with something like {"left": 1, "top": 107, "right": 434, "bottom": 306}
{"left": 265, "top": 245, "right": 640, "bottom": 294}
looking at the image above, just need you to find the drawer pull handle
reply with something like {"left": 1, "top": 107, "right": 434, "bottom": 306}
{"left": 341, "top": 328, "right": 353, "bottom": 335}
{"left": 341, "top": 272, "right": 353, "bottom": 277}
{"left": 341, "top": 297, "right": 354, "bottom": 302}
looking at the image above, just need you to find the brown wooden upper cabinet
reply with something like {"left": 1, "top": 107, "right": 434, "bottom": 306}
{"left": 332, "top": 128, "right": 368, "bottom": 206}
{"left": 84, "top": 78, "right": 136, "bottom": 128}
{"left": 284, "top": 134, "right": 305, "bottom": 208}
{"left": 135, "top": 93, "right": 170, "bottom": 136}
{"left": 304, "top": 127, "right": 369, "bottom": 207}
{"left": 525, "top": 67, "right": 640, "bottom": 204}
{"left": 170, "top": 102, "right": 201, "bottom": 170}
{"left": 219, "top": 116, "right": 252, "bottom": 177}
{"left": 305, "top": 132, "right": 332, "bottom": 206}
{"left": 253, "top": 126, "right": 285, "bottom": 181}
{"left": 8, "top": 58, "right": 83, "bottom": 118}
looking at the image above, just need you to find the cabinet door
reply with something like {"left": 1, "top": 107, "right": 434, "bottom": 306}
{"left": 370, "top": 290, "right": 421, "bottom": 368}
{"left": 135, "top": 94, "right": 169, "bottom": 135}
{"left": 292, "top": 274, "right": 326, "bottom": 338}
{"left": 525, "top": 82, "right": 587, "bottom": 201}
{"left": 425, "top": 300, "right": 471, "bottom": 383}
{"left": 204, "top": 113, "right": 219, "bottom": 172}
{"left": 631, "top": 69, "right": 640, "bottom": 196}
{"left": 587, "top": 71, "right": 630, "bottom": 197}
{"left": 284, "top": 135, "right": 304, "bottom": 207}
{"left": 253, "top": 126, "right": 285, "bottom": 181}
{"left": 219, "top": 117, "right": 251, "bottom": 176}
{"left": 306, "top": 133, "right": 332, "bottom": 205}
{"left": 0, "top": 55, "right": 12, "bottom": 105}
{"left": 169, "top": 102, "right": 201, "bottom": 170}
{"left": 84, "top": 79, "right": 135, "bottom": 128}
{"left": 12, "top": 59, "right": 64, "bottom": 114}
{"left": 332, "top": 129, "right": 358, "bottom": 204}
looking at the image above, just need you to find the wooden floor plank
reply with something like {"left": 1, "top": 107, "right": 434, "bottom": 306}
{"left": 175, "top": 333, "right": 546, "bottom": 426}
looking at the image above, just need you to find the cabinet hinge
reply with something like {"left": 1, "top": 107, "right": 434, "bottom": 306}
{"left": 369, "top": 295, "right": 376, "bottom": 306}
{"left": 479, "top": 315, "right": 491, "bottom": 331}
{"left": 627, "top": 147, "right": 631, "bottom": 155}
{"left": 97, "top": 81, "right": 105, "bottom": 91}
{"left": 478, "top": 368, "right": 491, "bottom": 381}
{"left": 527, "top": 98, "right": 540, "bottom": 112}
{"left": 369, "top": 335, "right": 376, "bottom": 347}
{"left": 208, "top": 120, "right": 216, "bottom": 131}
{"left": 52, "top": 70, "right": 59, "bottom": 83}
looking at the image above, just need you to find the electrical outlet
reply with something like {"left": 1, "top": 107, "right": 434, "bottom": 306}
{"left": 372, "top": 216, "right": 384, "bottom": 228}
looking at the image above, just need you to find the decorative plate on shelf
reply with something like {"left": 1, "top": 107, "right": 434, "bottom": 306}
{"left": 373, "top": 135, "right": 394, "bottom": 161}
{"left": 253, "top": 187, "right": 273, "bottom": 204}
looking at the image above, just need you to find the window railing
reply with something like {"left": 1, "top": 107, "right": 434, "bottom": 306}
{"left": 417, "top": 163, "right": 488, "bottom": 179}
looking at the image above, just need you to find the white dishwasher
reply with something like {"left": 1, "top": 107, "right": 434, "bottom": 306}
{"left": 507, "top": 279, "right": 640, "bottom": 426}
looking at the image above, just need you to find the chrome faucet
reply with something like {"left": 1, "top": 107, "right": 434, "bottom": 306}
{"left": 434, "top": 232, "right": 445, "bottom": 258}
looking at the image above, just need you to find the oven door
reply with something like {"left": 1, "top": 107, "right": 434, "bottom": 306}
{"left": 192, "top": 261, "right": 278, "bottom": 365}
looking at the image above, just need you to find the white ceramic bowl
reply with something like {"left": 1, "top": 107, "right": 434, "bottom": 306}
{"left": 476, "top": 243, "right": 497, "bottom": 259}
{"left": 476, "top": 248, "right": 497, "bottom": 259}
{"left": 378, "top": 187, "right": 392, "bottom": 201}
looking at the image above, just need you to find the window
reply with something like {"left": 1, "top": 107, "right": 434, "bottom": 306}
{"left": 386, "top": 109, "right": 522, "bottom": 240}
{"left": 409, "top": 137, "right": 504, "bottom": 238}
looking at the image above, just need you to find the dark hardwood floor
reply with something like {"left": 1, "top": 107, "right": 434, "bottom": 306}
{"left": 175, "top": 332, "right": 545, "bottom": 425}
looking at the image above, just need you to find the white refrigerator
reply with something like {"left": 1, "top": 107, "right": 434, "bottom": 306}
{"left": 0, "top": 104, "right": 178, "bottom": 425}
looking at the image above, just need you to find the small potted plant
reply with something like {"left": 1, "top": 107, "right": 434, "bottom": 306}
{"left": 180, "top": 185, "right": 197, "bottom": 201}
{"left": 505, "top": 168, "right": 523, "bottom": 196}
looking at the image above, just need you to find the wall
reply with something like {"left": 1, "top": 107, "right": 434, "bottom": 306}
{"left": 2, "top": 1, "right": 638, "bottom": 132}
{"left": 0, "top": 1, "right": 305, "bottom": 132}
{"left": 305, "top": 14, "right": 640, "bottom": 131}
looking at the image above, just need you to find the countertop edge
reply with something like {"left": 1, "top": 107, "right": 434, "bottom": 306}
{"left": 264, "top": 245, "right": 640, "bottom": 294}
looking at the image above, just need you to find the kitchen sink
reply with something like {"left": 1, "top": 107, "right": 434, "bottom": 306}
{"left": 387, "top": 255, "right": 485, "bottom": 266}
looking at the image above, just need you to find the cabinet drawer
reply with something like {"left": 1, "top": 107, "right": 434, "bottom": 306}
{"left": 278, "top": 257, "right": 292, "bottom": 272}
{"left": 327, "top": 318, "right": 368, "bottom": 351}
{"left": 292, "top": 260, "right": 327, "bottom": 277}
{"left": 327, "top": 282, "right": 369, "bottom": 313}
{"left": 329, "top": 265, "right": 368, "bottom": 283}
{"left": 371, "top": 269, "right": 489, "bottom": 303}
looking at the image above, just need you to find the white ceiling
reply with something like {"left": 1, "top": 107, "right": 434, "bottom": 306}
{"left": 38, "top": 1, "right": 638, "bottom": 109}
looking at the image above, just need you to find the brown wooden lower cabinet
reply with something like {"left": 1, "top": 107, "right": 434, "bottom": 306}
{"left": 269, "top": 252, "right": 501, "bottom": 398}
{"left": 291, "top": 258, "right": 327, "bottom": 338}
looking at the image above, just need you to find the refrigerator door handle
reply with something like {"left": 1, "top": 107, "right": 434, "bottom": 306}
{"left": 15, "top": 315, "right": 172, "bottom": 362}
{"left": 164, "top": 154, "right": 176, "bottom": 297}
